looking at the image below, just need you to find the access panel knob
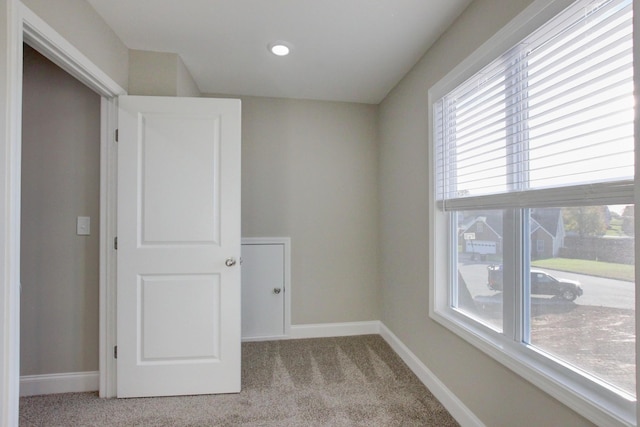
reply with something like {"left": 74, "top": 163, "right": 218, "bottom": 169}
{"left": 273, "top": 288, "right": 282, "bottom": 294}
{"left": 225, "top": 258, "right": 237, "bottom": 267}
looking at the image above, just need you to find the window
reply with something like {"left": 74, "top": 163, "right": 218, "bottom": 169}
{"left": 429, "top": 0, "right": 635, "bottom": 425}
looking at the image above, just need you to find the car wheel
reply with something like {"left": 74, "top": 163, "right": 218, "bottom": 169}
{"left": 561, "top": 289, "right": 576, "bottom": 301}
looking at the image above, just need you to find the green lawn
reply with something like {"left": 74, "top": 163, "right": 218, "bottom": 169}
{"left": 531, "top": 258, "right": 635, "bottom": 282}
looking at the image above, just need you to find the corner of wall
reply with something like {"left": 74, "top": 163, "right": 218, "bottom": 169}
{"left": 176, "top": 55, "right": 201, "bottom": 97}
{"left": 128, "top": 49, "right": 201, "bottom": 98}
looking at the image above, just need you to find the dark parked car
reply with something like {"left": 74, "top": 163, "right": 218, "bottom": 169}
{"left": 487, "top": 265, "right": 583, "bottom": 301}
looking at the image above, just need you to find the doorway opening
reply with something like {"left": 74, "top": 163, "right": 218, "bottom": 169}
{"left": 3, "top": 6, "right": 124, "bottom": 424}
{"left": 19, "top": 44, "right": 101, "bottom": 397}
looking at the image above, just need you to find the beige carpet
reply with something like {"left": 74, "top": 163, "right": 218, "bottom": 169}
{"left": 20, "top": 335, "right": 459, "bottom": 426}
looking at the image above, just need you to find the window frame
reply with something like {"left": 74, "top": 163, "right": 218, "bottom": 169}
{"left": 427, "top": 0, "right": 637, "bottom": 425}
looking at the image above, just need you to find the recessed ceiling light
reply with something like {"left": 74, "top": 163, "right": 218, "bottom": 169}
{"left": 269, "top": 42, "right": 291, "bottom": 56}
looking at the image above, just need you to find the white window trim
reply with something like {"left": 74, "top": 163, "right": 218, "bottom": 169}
{"left": 427, "top": 0, "right": 636, "bottom": 426}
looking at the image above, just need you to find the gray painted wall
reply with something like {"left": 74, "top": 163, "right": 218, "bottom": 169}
{"left": 237, "top": 96, "right": 380, "bottom": 324}
{"left": 378, "top": 0, "right": 595, "bottom": 425}
{"left": 129, "top": 49, "right": 201, "bottom": 97}
{"left": 128, "top": 50, "right": 178, "bottom": 96}
{"left": 20, "top": 45, "right": 100, "bottom": 376}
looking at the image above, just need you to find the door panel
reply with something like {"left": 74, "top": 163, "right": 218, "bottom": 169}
{"left": 139, "top": 274, "right": 220, "bottom": 360}
{"left": 140, "top": 113, "right": 220, "bottom": 244}
{"left": 117, "top": 96, "right": 241, "bottom": 398}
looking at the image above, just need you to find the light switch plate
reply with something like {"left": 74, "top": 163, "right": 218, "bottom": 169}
{"left": 77, "top": 216, "right": 90, "bottom": 236}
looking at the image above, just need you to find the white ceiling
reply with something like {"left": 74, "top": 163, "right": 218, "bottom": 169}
{"left": 86, "top": 0, "right": 473, "bottom": 104}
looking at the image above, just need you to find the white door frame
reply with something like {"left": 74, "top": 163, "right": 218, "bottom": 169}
{"left": 241, "top": 237, "right": 292, "bottom": 340}
{"left": 1, "top": 2, "right": 124, "bottom": 425}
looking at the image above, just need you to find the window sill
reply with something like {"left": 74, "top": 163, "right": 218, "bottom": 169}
{"left": 429, "top": 307, "right": 636, "bottom": 427}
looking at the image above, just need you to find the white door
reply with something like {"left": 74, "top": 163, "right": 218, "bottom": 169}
{"left": 241, "top": 243, "right": 285, "bottom": 339}
{"left": 116, "top": 96, "right": 241, "bottom": 398}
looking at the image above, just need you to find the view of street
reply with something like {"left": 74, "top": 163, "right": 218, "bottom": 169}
{"left": 458, "top": 262, "right": 634, "bottom": 310}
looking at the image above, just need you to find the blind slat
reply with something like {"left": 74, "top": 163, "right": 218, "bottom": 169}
{"left": 451, "top": 58, "right": 631, "bottom": 145}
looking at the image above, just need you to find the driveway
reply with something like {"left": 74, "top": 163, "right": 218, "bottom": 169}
{"left": 457, "top": 261, "right": 636, "bottom": 396}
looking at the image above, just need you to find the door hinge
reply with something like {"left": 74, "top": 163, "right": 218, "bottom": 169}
{"left": 114, "top": 237, "right": 118, "bottom": 250}
{"left": 114, "top": 346, "right": 118, "bottom": 359}
{"left": 115, "top": 129, "right": 119, "bottom": 142}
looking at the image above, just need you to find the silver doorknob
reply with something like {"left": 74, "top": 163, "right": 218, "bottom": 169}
{"left": 273, "top": 288, "right": 282, "bottom": 294}
{"left": 225, "top": 258, "right": 237, "bottom": 267}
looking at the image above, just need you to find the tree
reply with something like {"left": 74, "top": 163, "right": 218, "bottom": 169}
{"left": 562, "top": 206, "right": 607, "bottom": 237}
{"left": 622, "top": 205, "right": 634, "bottom": 236}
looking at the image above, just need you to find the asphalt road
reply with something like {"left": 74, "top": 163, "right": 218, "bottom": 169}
{"left": 458, "top": 262, "right": 634, "bottom": 310}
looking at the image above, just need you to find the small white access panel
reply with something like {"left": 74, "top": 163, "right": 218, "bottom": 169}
{"left": 241, "top": 239, "right": 289, "bottom": 340}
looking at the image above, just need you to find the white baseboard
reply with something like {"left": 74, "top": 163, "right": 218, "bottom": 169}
{"left": 289, "top": 320, "right": 381, "bottom": 339}
{"left": 242, "top": 334, "right": 288, "bottom": 342}
{"left": 379, "top": 324, "right": 485, "bottom": 427}
{"left": 20, "top": 371, "right": 99, "bottom": 397}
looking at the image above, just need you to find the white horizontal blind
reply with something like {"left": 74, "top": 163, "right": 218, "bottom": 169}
{"left": 435, "top": 0, "right": 634, "bottom": 210}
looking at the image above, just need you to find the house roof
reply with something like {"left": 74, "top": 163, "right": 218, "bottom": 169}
{"left": 531, "top": 208, "right": 562, "bottom": 236}
{"left": 459, "top": 215, "right": 501, "bottom": 239}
